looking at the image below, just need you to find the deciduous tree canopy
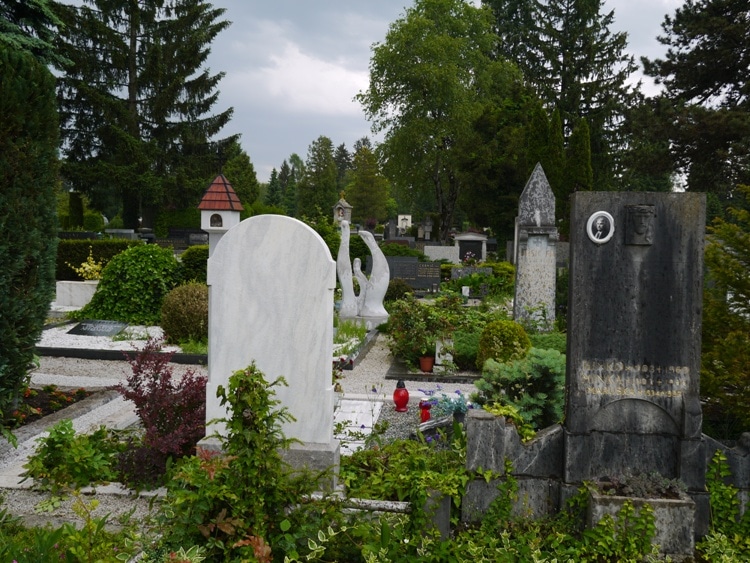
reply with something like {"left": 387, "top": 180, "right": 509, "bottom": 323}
{"left": 358, "top": 0, "right": 523, "bottom": 242}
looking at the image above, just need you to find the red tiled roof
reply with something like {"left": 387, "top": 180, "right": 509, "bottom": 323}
{"left": 197, "top": 174, "right": 244, "bottom": 211}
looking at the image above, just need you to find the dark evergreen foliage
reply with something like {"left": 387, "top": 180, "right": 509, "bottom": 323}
{"left": 264, "top": 168, "right": 282, "bottom": 207}
{"left": 642, "top": 0, "right": 750, "bottom": 198}
{"left": 298, "top": 136, "right": 338, "bottom": 216}
{"left": 484, "top": 0, "right": 638, "bottom": 191}
{"left": 54, "top": 0, "right": 236, "bottom": 228}
{"left": 346, "top": 144, "right": 389, "bottom": 224}
{"left": 0, "top": 0, "right": 68, "bottom": 67}
{"left": 0, "top": 45, "right": 58, "bottom": 419}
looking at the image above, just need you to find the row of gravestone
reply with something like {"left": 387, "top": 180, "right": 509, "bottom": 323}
{"left": 82, "top": 161, "right": 717, "bottom": 558}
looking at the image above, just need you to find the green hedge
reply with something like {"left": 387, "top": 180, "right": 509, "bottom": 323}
{"left": 56, "top": 239, "right": 141, "bottom": 280}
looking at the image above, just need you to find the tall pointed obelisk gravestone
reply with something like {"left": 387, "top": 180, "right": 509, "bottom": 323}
{"left": 513, "top": 163, "right": 558, "bottom": 330}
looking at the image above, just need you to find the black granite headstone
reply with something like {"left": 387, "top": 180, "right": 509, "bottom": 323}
{"left": 68, "top": 320, "right": 127, "bottom": 337}
{"left": 564, "top": 192, "right": 706, "bottom": 489}
{"left": 366, "top": 256, "right": 441, "bottom": 290}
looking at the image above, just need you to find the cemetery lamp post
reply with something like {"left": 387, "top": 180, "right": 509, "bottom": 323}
{"left": 393, "top": 379, "right": 409, "bottom": 412}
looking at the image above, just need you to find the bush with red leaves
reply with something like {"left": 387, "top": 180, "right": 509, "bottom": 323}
{"left": 114, "top": 337, "right": 207, "bottom": 464}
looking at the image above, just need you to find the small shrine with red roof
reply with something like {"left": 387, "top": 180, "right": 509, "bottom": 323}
{"left": 198, "top": 174, "right": 243, "bottom": 256}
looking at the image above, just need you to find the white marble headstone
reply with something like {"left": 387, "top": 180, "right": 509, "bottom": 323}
{"left": 205, "top": 215, "right": 336, "bottom": 445}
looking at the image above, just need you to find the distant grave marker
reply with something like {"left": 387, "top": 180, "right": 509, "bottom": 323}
{"left": 67, "top": 320, "right": 127, "bottom": 337}
{"left": 513, "top": 163, "right": 558, "bottom": 330}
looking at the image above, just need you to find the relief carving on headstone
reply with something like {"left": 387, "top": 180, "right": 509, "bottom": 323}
{"left": 625, "top": 205, "right": 655, "bottom": 245}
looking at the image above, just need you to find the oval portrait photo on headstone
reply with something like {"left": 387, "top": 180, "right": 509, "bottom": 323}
{"left": 587, "top": 211, "right": 614, "bottom": 244}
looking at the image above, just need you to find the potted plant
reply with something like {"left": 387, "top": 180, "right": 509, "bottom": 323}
{"left": 56, "top": 247, "right": 104, "bottom": 308}
{"left": 386, "top": 295, "right": 452, "bottom": 372}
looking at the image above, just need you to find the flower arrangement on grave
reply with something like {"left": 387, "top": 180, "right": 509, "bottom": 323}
{"left": 418, "top": 386, "right": 473, "bottom": 419}
{"left": 462, "top": 250, "right": 480, "bottom": 266}
{"left": 66, "top": 246, "right": 104, "bottom": 280}
{"left": 386, "top": 294, "right": 459, "bottom": 366}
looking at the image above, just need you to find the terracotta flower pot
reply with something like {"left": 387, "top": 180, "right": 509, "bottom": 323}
{"left": 419, "top": 355, "right": 435, "bottom": 373}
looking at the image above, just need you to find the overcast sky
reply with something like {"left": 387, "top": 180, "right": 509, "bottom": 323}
{"left": 207, "top": 0, "right": 683, "bottom": 182}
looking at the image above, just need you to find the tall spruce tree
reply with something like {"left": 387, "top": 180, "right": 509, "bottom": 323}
{"left": 265, "top": 168, "right": 282, "bottom": 208}
{"left": 346, "top": 144, "right": 389, "bottom": 224}
{"left": 334, "top": 143, "right": 352, "bottom": 194}
{"left": 221, "top": 140, "right": 260, "bottom": 206}
{"left": 484, "top": 0, "right": 637, "bottom": 190}
{"left": 642, "top": 0, "right": 750, "bottom": 199}
{"left": 298, "top": 136, "right": 337, "bottom": 216}
{"left": 54, "top": 0, "right": 235, "bottom": 228}
{"left": 0, "top": 45, "right": 58, "bottom": 430}
{"left": 0, "top": 0, "right": 68, "bottom": 68}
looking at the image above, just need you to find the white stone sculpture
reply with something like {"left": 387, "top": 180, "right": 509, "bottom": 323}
{"left": 358, "top": 230, "right": 390, "bottom": 326}
{"left": 353, "top": 257, "right": 368, "bottom": 314}
{"left": 336, "top": 220, "right": 358, "bottom": 319}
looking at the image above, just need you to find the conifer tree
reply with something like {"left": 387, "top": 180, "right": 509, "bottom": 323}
{"left": 0, "top": 0, "right": 67, "bottom": 67}
{"left": 702, "top": 185, "right": 750, "bottom": 435}
{"left": 346, "top": 144, "right": 389, "bottom": 224}
{"left": 55, "top": 0, "right": 235, "bottom": 228}
{"left": 0, "top": 45, "right": 58, "bottom": 426}
{"left": 642, "top": 0, "right": 750, "bottom": 198}
{"left": 265, "top": 168, "right": 282, "bottom": 208}
{"left": 334, "top": 143, "right": 352, "bottom": 194}
{"left": 221, "top": 140, "right": 260, "bottom": 206}
{"left": 298, "top": 136, "right": 337, "bottom": 216}
{"left": 484, "top": 0, "right": 637, "bottom": 190}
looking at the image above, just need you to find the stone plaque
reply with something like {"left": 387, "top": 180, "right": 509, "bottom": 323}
{"left": 67, "top": 320, "right": 127, "bottom": 337}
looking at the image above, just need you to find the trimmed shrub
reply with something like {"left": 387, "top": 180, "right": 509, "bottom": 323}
{"left": 476, "top": 319, "right": 531, "bottom": 369}
{"left": 180, "top": 244, "right": 208, "bottom": 284}
{"left": 0, "top": 46, "right": 59, "bottom": 423}
{"left": 153, "top": 207, "right": 201, "bottom": 238}
{"left": 380, "top": 242, "right": 426, "bottom": 259}
{"left": 529, "top": 331, "right": 567, "bottom": 354}
{"left": 161, "top": 283, "right": 208, "bottom": 344}
{"left": 475, "top": 347, "right": 566, "bottom": 429}
{"left": 453, "top": 329, "right": 482, "bottom": 370}
{"left": 384, "top": 278, "right": 413, "bottom": 302}
{"left": 72, "top": 244, "right": 182, "bottom": 324}
{"left": 56, "top": 239, "right": 138, "bottom": 280}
